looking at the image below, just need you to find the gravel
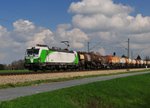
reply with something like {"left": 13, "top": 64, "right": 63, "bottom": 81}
{"left": 0, "top": 68, "right": 146, "bottom": 85}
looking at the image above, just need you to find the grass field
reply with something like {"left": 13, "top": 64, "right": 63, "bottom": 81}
{"left": 0, "top": 73, "right": 150, "bottom": 108}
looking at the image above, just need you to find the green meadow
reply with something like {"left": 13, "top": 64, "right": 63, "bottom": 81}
{"left": 0, "top": 72, "right": 150, "bottom": 108}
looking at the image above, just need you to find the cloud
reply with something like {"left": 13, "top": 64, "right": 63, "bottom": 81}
{"left": 28, "top": 29, "right": 55, "bottom": 47}
{"left": 0, "top": 26, "right": 11, "bottom": 48}
{"left": 69, "top": 0, "right": 150, "bottom": 35}
{"left": 98, "top": 48, "right": 106, "bottom": 55}
{"left": 55, "top": 24, "right": 89, "bottom": 49}
{"left": 69, "top": 0, "right": 150, "bottom": 58}
{"left": 69, "top": 0, "right": 132, "bottom": 16}
{"left": 0, "top": 53, "right": 7, "bottom": 61}
{"left": 12, "top": 19, "right": 54, "bottom": 47}
{"left": 0, "top": 19, "right": 54, "bottom": 64}
{"left": 13, "top": 19, "right": 35, "bottom": 31}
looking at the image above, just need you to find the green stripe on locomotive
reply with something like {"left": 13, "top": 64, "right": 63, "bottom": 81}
{"left": 39, "top": 50, "right": 55, "bottom": 63}
{"left": 73, "top": 53, "right": 79, "bottom": 64}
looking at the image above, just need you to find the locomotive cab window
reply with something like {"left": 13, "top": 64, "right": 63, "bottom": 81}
{"left": 26, "top": 49, "right": 39, "bottom": 55}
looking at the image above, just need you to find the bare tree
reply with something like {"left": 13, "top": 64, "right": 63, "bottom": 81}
{"left": 0, "top": 64, "right": 5, "bottom": 70}
{"left": 10, "top": 60, "right": 25, "bottom": 70}
{"left": 145, "top": 56, "right": 150, "bottom": 61}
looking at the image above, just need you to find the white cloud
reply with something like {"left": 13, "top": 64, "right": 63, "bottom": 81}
{"left": 13, "top": 19, "right": 35, "bottom": 31}
{"left": 69, "top": 0, "right": 150, "bottom": 35}
{"left": 69, "top": 0, "right": 132, "bottom": 16}
{"left": 55, "top": 24, "right": 89, "bottom": 49}
{"left": 27, "top": 29, "right": 54, "bottom": 47}
{"left": 98, "top": 48, "right": 106, "bottom": 55}
{"left": 0, "top": 53, "right": 6, "bottom": 61}
{"left": 0, "top": 26, "right": 11, "bottom": 48}
{"left": 69, "top": 0, "right": 150, "bottom": 58}
{"left": 72, "top": 13, "right": 150, "bottom": 35}
{"left": 0, "top": 19, "right": 54, "bottom": 64}
{"left": 128, "top": 14, "right": 150, "bottom": 34}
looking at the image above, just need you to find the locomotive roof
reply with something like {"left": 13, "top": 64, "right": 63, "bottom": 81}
{"left": 49, "top": 47, "right": 74, "bottom": 53}
{"left": 35, "top": 45, "right": 74, "bottom": 53}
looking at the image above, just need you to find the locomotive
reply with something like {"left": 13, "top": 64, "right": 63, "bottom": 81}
{"left": 25, "top": 44, "right": 79, "bottom": 71}
{"left": 24, "top": 44, "right": 150, "bottom": 71}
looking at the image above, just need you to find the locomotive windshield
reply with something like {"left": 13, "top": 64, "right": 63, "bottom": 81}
{"left": 27, "top": 49, "right": 39, "bottom": 55}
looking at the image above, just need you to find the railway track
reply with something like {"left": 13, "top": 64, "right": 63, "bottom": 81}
{"left": 0, "top": 68, "right": 147, "bottom": 76}
{"left": 0, "top": 70, "right": 87, "bottom": 76}
{"left": 0, "top": 68, "right": 109, "bottom": 76}
{"left": 0, "top": 71, "right": 36, "bottom": 76}
{"left": 0, "top": 69, "right": 99, "bottom": 76}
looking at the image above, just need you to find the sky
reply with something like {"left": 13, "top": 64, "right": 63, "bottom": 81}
{"left": 0, "top": 0, "right": 150, "bottom": 64}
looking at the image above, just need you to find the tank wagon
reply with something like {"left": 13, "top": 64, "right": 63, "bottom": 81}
{"left": 104, "top": 55, "right": 120, "bottom": 68}
{"left": 24, "top": 44, "right": 150, "bottom": 71}
{"left": 78, "top": 52, "right": 106, "bottom": 69}
{"left": 103, "top": 55, "right": 150, "bottom": 69}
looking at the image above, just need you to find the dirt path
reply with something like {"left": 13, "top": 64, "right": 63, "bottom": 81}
{"left": 0, "top": 68, "right": 147, "bottom": 85}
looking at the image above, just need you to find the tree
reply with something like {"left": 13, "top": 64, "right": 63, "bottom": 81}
{"left": 10, "top": 59, "right": 25, "bottom": 70}
{"left": 136, "top": 55, "right": 141, "bottom": 60}
{"left": 145, "top": 56, "right": 150, "bottom": 61}
{"left": 122, "top": 55, "right": 126, "bottom": 58}
{"left": 0, "top": 64, "right": 5, "bottom": 70}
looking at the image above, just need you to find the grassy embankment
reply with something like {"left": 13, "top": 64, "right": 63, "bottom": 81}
{"left": 0, "top": 69, "right": 150, "bottom": 89}
{"left": 0, "top": 73, "right": 150, "bottom": 108}
{"left": 0, "top": 70, "right": 30, "bottom": 73}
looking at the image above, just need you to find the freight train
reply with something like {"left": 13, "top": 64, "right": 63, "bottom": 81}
{"left": 24, "top": 44, "right": 150, "bottom": 71}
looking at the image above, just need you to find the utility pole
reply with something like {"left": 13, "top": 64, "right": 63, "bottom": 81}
{"left": 127, "top": 38, "right": 130, "bottom": 71}
{"left": 128, "top": 38, "right": 130, "bottom": 58}
{"left": 131, "top": 50, "right": 133, "bottom": 59}
{"left": 87, "top": 42, "right": 90, "bottom": 52}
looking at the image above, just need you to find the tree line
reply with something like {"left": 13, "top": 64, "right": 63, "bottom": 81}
{"left": 0, "top": 60, "right": 25, "bottom": 70}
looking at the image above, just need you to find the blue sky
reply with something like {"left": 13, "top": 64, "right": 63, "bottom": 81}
{"left": 0, "top": 0, "right": 150, "bottom": 64}
{"left": 0, "top": 0, "right": 150, "bottom": 30}
{"left": 0, "top": 0, "right": 79, "bottom": 30}
{"left": 114, "top": 0, "right": 150, "bottom": 16}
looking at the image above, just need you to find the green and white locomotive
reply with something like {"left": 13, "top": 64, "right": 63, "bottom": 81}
{"left": 24, "top": 44, "right": 79, "bottom": 71}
